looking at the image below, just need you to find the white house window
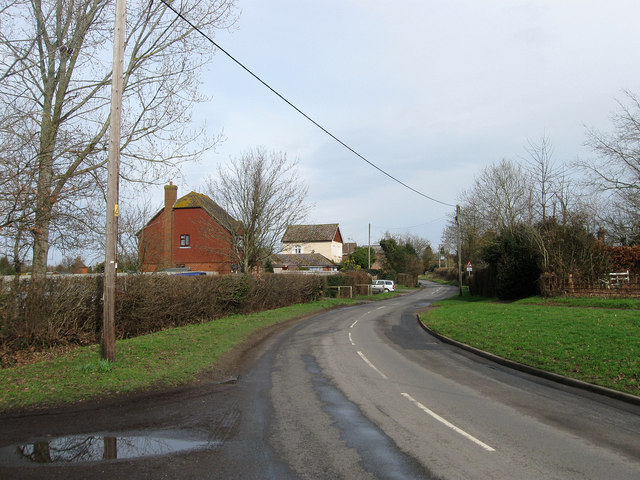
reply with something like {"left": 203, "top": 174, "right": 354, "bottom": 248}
{"left": 294, "top": 245, "right": 302, "bottom": 254}
{"left": 180, "top": 234, "right": 190, "bottom": 248}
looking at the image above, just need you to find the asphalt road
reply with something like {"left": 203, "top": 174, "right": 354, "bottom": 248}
{"left": 1, "top": 282, "right": 639, "bottom": 479}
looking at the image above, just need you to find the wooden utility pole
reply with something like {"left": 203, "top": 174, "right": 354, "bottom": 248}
{"left": 456, "top": 204, "right": 463, "bottom": 297}
{"left": 368, "top": 223, "right": 371, "bottom": 269}
{"left": 103, "top": 0, "right": 126, "bottom": 362}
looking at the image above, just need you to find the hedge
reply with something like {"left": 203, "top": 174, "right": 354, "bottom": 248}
{"left": 0, "top": 273, "right": 325, "bottom": 367}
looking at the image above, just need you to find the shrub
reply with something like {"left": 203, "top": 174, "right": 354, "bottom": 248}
{"left": 601, "top": 245, "right": 640, "bottom": 274}
{"left": 324, "top": 270, "right": 371, "bottom": 297}
{"left": 0, "top": 273, "right": 326, "bottom": 367}
{"left": 432, "top": 267, "right": 459, "bottom": 283}
{"left": 482, "top": 226, "right": 542, "bottom": 300}
{"left": 379, "top": 238, "right": 423, "bottom": 277}
{"left": 537, "top": 218, "right": 608, "bottom": 280}
{"left": 397, "top": 273, "right": 417, "bottom": 287}
{"left": 350, "top": 246, "right": 376, "bottom": 269}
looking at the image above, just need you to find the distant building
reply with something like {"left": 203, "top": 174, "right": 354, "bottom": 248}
{"left": 137, "top": 184, "right": 239, "bottom": 274}
{"left": 281, "top": 224, "right": 344, "bottom": 264}
{"left": 269, "top": 253, "right": 338, "bottom": 274}
{"left": 270, "top": 223, "right": 345, "bottom": 274}
{"left": 370, "top": 245, "right": 385, "bottom": 270}
{"left": 342, "top": 242, "right": 357, "bottom": 262}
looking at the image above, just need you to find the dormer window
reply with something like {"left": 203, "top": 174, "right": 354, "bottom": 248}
{"left": 294, "top": 245, "right": 302, "bottom": 254}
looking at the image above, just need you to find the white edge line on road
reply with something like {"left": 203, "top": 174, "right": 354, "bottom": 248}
{"left": 350, "top": 319, "right": 358, "bottom": 328}
{"left": 349, "top": 332, "right": 355, "bottom": 346}
{"left": 376, "top": 306, "right": 385, "bottom": 310}
{"left": 401, "top": 393, "right": 496, "bottom": 452}
{"left": 357, "top": 351, "right": 388, "bottom": 379}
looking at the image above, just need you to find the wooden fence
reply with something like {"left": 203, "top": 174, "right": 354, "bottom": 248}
{"left": 540, "top": 272, "right": 640, "bottom": 297}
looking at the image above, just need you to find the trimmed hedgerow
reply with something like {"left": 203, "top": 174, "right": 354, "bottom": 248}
{"left": 0, "top": 273, "right": 324, "bottom": 367}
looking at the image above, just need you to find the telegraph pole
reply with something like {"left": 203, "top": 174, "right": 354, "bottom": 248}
{"left": 456, "top": 204, "right": 463, "bottom": 297}
{"left": 103, "top": 0, "right": 126, "bottom": 362}
{"left": 368, "top": 223, "right": 371, "bottom": 269}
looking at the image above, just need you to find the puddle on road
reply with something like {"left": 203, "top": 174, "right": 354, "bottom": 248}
{"left": 0, "top": 433, "right": 214, "bottom": 465}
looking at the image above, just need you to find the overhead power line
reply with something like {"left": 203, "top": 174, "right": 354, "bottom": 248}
{"left": 160, "top": 0, "right": 456, "bottom": 208}
{"left": 378, "top": 216, "right": 449, "bottom": 231}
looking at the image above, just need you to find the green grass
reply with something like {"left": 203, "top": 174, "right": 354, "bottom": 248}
{"left": 421, "top": 295, "right": 640, "bottom": 395}
{"left": 0, "top": 297, "right": 367, "bottom": 411}
{"left": 420, "top": 274, "right": 458, "bottom": 286}
{"left": 517, "top": 296, "right": 640, "bottom": 310}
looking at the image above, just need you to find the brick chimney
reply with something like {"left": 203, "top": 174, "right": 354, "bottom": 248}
{"left": 162, "top": 183, "right": 178, "bottom": 268}
{"left": 164, "top": 182, "right": 178, "bottom": 208}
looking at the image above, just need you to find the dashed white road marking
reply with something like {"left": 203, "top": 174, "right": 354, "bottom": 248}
{"left": 350, "top": 310, "right": 372, "bottom": 329}
{"left": 357, "top": 351, "right": 388, "bottom": 379}
{"left": 401, "top": 393, "right": 496, "bottom": 452}
{"left": 349, "top": 332, "right": 355, "bottom": 345}
{"left": 376, "top": 306, "right": 385, "bottom": 310}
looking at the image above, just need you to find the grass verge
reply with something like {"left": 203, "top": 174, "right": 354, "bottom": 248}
{"left": 1, "top": 295, "right": 396, "bottom": 412}
{"left": 419, "top": 275, "right": 458, "bottom": 286}
{"left": 421, "top": 295, "right": 639, "bottom": 396}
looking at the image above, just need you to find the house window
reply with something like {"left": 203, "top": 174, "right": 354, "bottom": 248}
{"left": 180, "top": 234, "right": 190, "bottom": 248}
{"left": 294, "top": 245, "right": 302, "bottom": 254}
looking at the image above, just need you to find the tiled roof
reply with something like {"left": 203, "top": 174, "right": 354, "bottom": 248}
{"left": 342, "top": 242, "right": 357, "bottom": 255}
{"left": 174, "top": 192, "right": 239, "bottom": 231}
{"left": 282, "top": 224, "right": 339, "bottom": 243}
{"left": 270, "top": 253, "right": 335, "bottom": 267}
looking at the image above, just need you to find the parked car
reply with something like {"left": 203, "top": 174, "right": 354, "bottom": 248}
{"left": 371, "top": 279, "right": 395, "bottom": 293}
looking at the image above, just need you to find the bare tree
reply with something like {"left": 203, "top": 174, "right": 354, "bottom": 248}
{"left": 439, "top": 204, "right": 494, "bottom": 268}
{"left": 524, "top": 134, "right": 557, "bottom": 222}
{"left": 445, "top": 139, "right": 603, "bottom": 284}
{"left": 582, "top": 91, "right": 640, "bottom": 196}
{"left": 0, "top": 112, "right": 38, "bottom": 275}
{"left": 460, "top": 158, "right": 534, "bottom": 233}
{"left": 382, "top": 231, "right": 432, "bottom": 257}
{"left": 85, "top": 192, "right": 157, "bottom": 271}
{"left": 449, "top": 156, "right": 555, "bottom": 268}
{"left": 591, "top": 191, "right": 640, "bottom": 245}
{"left": 116, "top": 197, "right": 159, "bottom": 271}
{"left": 523, "top": 134, "right": 592, "bottom": 227}
{"left": 580, "top": 90, "right": 640, "bottom": 244}
{"left": 206, "top": 147, "right": 311, "bottom": 273}
{"left": 0, "top": 0, "right": 238, "bottom": 282}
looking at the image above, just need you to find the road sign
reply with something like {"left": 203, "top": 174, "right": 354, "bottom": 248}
{"left": 466, "top": 261, "right": 473, "bottom": 272}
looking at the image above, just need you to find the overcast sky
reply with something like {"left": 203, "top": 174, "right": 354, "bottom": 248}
{"left": 174, "top": 0, "right": 640, "bottom": 250}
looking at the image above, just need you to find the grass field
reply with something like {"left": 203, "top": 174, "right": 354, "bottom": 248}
{"left": 421, "top": 295, "right": 639, "bottom": 396}
{"left": 0, "top": 293, "right": 400, "bottom": 411}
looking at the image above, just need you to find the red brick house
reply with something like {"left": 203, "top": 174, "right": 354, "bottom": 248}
{"left": 137, "top": 184, "right": 239, "bottom": 274}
